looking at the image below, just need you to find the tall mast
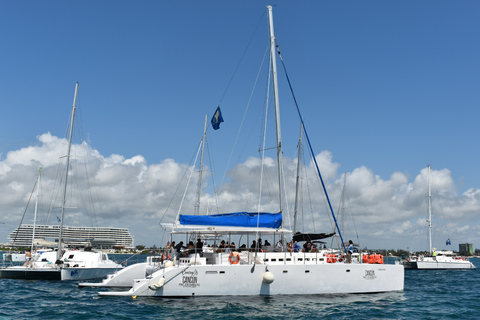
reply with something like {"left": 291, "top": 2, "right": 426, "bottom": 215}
{"left": 293, "top": 124, "right": 303, "bottom": 234}
{"left": 57, "top": 82, "right": 79, "bottom": 260}
{"left": 194, "top": 115, "right": 208, "bottom": 215}
{"left": 427, "top": 164, "right": 432, "bottom": 254}
{"left": 267, "top": 5, "right": 284, "bottom": 213}
{"left": 31, "top": 167, "right": 41, "bottom": 253}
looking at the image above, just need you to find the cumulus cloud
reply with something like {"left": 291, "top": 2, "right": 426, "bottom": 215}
{"left": 0, "top": 132, "right": 479, "bottom": 250}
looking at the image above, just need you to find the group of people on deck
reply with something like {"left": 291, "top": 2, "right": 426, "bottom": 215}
{"left": 163, "top": 238, "right": 356, "bottom": 261}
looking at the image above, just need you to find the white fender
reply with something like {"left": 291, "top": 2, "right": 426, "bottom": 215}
{"left": 149, "top": 277, "right": 166, "bottom": 290}
{"left": 263, "top": 271, "right": 274, "bottom": 284}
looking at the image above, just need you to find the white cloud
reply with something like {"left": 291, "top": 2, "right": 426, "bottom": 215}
{"left": 1, "top": 132, "right": 479, "bottom": 251}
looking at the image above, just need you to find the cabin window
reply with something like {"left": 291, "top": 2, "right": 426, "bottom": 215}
{"left": 283, "top": 270, "right": 288, "bottom": 273}
{"left": 219, "top": 271, "right": 225, "bottom": 274}
{"left": 68, "top": 255, "right": 75, "bottom": 259}
{"left": 271, "top": 259, "right": 277, "bottom": 262}
{"left": 205, "top": 271, "right": 217, "bottom": 274}
{"left": 305, "top": 270, "right": 310, "bottom": 273}
{"left": 297, "top": 258, "right": 303, "bottom": 261}
{"left": 279, "top": 258, "right": 284, "bottom": 262}
{"left": 286, "top": 258, "right": 292, "bottom": 262}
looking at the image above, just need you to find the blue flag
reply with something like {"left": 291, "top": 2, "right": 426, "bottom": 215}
{"left": 57, "top": 217, "right": 61, "bottom": 223}
{"left": 446, "top": 239, "right": 451, "bottom": 245}
{"left": 211, "top": 106, "right": 224, "bottom": 130}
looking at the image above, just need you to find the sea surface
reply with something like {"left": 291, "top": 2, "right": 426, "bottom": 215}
{"left": 0, "top": 254, "right": 479, "bottom": 320}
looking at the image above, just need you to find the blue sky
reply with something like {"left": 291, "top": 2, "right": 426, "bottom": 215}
{"left": 1, "top": 1, "right": 479, "bottom": 251}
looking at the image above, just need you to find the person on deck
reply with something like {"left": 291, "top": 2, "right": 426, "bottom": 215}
{"left": 250, "top": 240, "right": 257, "bottom": 252}
{"left": 23, "top": 251, "right": 32, "bottom": 267}
{"left": 293, "top": 242, "right": 301, "bottom": 253}
{"left": 347, "top": 240, "right": 354, "bottom": 263}
{"left": 175, "top": 241, "right": 185, "bottom": 253}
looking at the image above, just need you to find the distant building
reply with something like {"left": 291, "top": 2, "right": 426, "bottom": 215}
{"left": 7, "top": 225, "right": 134, "bottom": 249}
{"left": 459, "top": 243, "right": 474, "bottom": 255}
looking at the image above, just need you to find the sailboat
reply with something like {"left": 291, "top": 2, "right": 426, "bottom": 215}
{"left": 98, "top": 6, "right": 403, "bottom": 298}
{"left": 0, "top": 82, "right": 123, "bottom": 280}
{"left": 401, "top": 165, "right": 475, "bottom": 270}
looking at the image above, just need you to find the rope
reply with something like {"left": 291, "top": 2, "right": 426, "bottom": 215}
{"left": 275, "top": 39, "right": 347, "bottom": 254}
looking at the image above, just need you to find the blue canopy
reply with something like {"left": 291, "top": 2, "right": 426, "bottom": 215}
{"left": 179, "top": 212, "right": 282, "bottom": 229}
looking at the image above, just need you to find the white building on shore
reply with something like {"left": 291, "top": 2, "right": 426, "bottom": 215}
{"left": 7, "top": 225, "right": 134, "bottom": 249}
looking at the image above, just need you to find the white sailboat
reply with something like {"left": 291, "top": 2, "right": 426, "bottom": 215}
{"left": 401, "top": 165, "right": 475, "bottom": 270}
{"left": 98, "top": 6, "right": 404, "bottom": 298}
{"left": 0, "top": 82, "right": 123, "bottom": 280}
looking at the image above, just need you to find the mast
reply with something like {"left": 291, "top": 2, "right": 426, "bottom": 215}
{"left": 427, "top": 164, "right": 432, "bottom": 254}
{"left": 267, "top": 5, "right": 284, "bottom": 214}
{"left": 57, "top": 82, "right": 79, "bottom": 260}
{"left": 194, "top": 115, "right": 208, "bottom": 215}
{"left": 31, "top": 167, "right": 41, "bottom": 253}
{"left": 293, "top": 124, "right": 303, "bottom": 234}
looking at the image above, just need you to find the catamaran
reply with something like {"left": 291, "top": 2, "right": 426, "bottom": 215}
{"left": 97, "top": 6, "right": 404, "bottom": 297}
{"left": 0, "top": 82, "right": 123, "bottom": 280}
{"left": 400, "top": 165, "right": 475, "bottom": 270}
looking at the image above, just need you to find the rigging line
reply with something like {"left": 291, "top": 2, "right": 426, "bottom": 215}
{"left": 430, "top": 173, "right": 451, "bottom": 240}
{"left": 217, "top": 10, "right": 267, "bottom": 108}
{"left": 220, "top": 44, "right": 270, "bottom": 189}
{"left": 159, "top": 137, "right": 203, "bottom": 226}
{"left": 256, "top": 48, "right": 272, "bottom": 246}
{"left": 175, "top": 139, "right": 203, "bottom": 223}
{"left": 205, "top": 137, "right": 220, "bottom": 215}
{"left": 11, "top": 178, "right": 38, "bottom": 247}
{"left": 275, "top": 41, "right": 347, "bottom": 254}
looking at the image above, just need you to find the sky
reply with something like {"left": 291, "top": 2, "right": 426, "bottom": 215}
{"left": 1, "top": 1, "right": 480, "bottom": 251}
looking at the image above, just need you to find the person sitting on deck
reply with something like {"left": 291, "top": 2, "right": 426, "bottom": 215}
{"left": 275, "top": 240, "right": 283, "bottom": 252}
{"left": 196, "top": 238, "right": 203, "bottom": 250}
{"left": 250, "top": 240, "right": 257, "bottom": 252}
{"left": 293, "top": 242, "right": 301, "bottom": 253}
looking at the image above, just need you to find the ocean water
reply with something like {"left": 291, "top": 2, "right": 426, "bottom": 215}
{"left": 0, "top": 255, "right": 479, "bottom": 320}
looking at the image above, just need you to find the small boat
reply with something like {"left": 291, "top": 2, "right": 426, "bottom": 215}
{"left": 0, "top": 82, "right": 123, "bottom": 280}
{"left": 400, "top": 165, "right": 475, "bottom": 270}
{"left": 98, "top": 6, "right": 404, "bottom": 298}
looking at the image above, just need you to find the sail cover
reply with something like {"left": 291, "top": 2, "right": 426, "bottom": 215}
{"left": 179, "top": 212, "right": 282, "bottom": 228}
{"left": 292, "top": 232, "right": 336, "bottom": 242}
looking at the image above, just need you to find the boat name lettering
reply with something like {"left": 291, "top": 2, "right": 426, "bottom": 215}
{"left": 180, "top": 269, "right": 199, "bottom": 288}
{"left": 363, "top": 270, "right": 376, "bottom": 280}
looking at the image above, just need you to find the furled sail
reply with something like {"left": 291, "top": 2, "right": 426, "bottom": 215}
{"left": 292, "top": 231, "right": 335, "bottom": 242}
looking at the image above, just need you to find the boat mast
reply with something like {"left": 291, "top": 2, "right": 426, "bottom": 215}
{"left": 57, "top": 82, "right": 79, "bottom": 260}
{"left": 31, "top": 167, "right": 41, "bottom": 253}
{"left": 293, "top": 124, "right": 303, "bottom": 234}
{"left": 267, "top": 5, "right": 284, "bottom": 214}
{"left": 427, "top": 164, "right": 432, "bottom": 254}
{"left": 194, "top": 115, "right": 208, "bottom": 215}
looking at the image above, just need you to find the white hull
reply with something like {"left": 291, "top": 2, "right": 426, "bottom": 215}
{"left": 415, "top": 259, "right": 475, "bottom": 270}
{"left": 79, "top": 258, "right": 161, "bottom": 287}
{"left": 61, "top": 267, "right": 122, "bottom": 280}
{"left": 99, "top": 252, "right": 404, "bottom": 297}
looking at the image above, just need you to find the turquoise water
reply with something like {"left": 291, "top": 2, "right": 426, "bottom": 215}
{"left": 1, "top": 255, "right": 479, "bottom": 319}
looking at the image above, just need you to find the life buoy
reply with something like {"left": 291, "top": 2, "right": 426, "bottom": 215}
{"left": 229, "top": 252, "right": 240, "bottom": 264}
{"left": 338, "top": 255, "right": 345, "bottom": 262}
{"left": 326, "top": 253, "right": 333, "bottom": 263}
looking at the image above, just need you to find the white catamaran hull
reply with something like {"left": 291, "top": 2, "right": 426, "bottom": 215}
{"left": 99, "top": 262, "right": 404, "bottom": 297}
{"left": 415, "top": 259, "right": 475, "bottom": 270}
